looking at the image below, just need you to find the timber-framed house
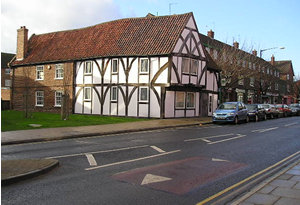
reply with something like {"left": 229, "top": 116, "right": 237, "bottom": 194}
{"left": 11, "top": 12, "right": 219, "bottom": 118}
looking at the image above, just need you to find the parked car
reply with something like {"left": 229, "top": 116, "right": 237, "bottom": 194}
{"left": 212, "top": 102, "right": 249, "bottom": 124}
{"left": 261, "top": 104, "right": 280, "bottom": 118}
{"left": 245, "top": 104, "right": 267, "bottom": 122}
{"left": 275, "top": 104, "right": 292, "bottom": 117}
{"left": 289, "top": 104, "right": 300, "bottom": 116}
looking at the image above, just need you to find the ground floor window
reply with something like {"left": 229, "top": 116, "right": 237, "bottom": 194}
{"left": 175, "top": 92, "right": 185, "bottom": 108}
{"left": 139, "top": 87, "right": 148, "bottom": 102}
{"left": 84, "top": 87, "right": 91, "bottom": 101}
{"left": 35, "top": 91, "right": 44, "bottom": 106}
{"left": 55, "top": 91, "right": 63, "bottom": 107}
{"left": 186, "top": 92, "right": 195, "bottom": 108}
{"left": 111, "top": 86, "right": 118, "bottom": 101}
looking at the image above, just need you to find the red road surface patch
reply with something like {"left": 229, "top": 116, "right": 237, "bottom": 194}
{"left": 112, "top": 156, "right": 246, "bottom": 195}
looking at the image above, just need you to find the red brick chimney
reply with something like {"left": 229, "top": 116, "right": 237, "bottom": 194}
{"left": 233, "top": 41, "right": 239, "bottom": 49}
{"left": 207, "top": 29, "right": 214, "bottom": 39}
{"left": 252, "top": 49, "right": 257, "bottom": 56}
{"left": 16, "top": 26, "right": 28, "bottom": 61}
{"left": 271, "top": 55, "right": 275, "bottom": 65}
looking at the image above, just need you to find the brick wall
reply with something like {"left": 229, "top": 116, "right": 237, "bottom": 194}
{"left": 12, "top": 62, "right": 74, "bottom": 113}
{"left": 1, "top": 68, "right": 11, "bottom": 101}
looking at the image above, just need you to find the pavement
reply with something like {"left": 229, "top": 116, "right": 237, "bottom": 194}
{"left": 232, "top": 160, "right": 300, "bottom": 205}
{"left": 1, "top": 117, "right": 211, "bottom": 185}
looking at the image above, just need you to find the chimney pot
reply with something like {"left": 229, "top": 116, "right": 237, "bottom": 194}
{"left": 233, "top": 41, "right": 239, "bottom": 49}
{"left": 271, "top": 55, "right": 275, "bottom": 65}
{"left": 252, "top": 49, "right": 257, "bottom": 56}
{"left": 16, "top": 26, "right": 28, "bottom": 61}
{"left": 207, "top": 29, "right": 214, "bottom": 39}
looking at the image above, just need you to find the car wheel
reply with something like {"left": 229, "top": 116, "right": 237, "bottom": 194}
{"left": 255, "top": 115, "right": 259, "bottom": 122}
{"left": 245, "top": 116, "right": 249, "bottom": 123}
{"left": 234, "top": 116, "right": 238, "bottom": 125}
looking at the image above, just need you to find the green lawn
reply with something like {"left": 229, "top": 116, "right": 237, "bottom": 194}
{"left": 1, "top": 110, "right": 148, "bottom": 132}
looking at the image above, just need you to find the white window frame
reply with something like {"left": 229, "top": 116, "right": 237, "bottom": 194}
{"left": 191, "top": 59, "right": 198, "bottom": 75}
{"left": 175, "top": 92, "right": 185, "bottom": 109}
{"left": 186, "top": 92, "right": 195, "bottom": 109}
{"left": 84, "top": 61, "right": 92, "bottom": 75}
{"left": 84, "top": 87, "right": 92, "bottom": 101}
{"left": 112, "top": 59, "right": 118, "bottom": 74}
{"left": 35, "top": 91, "right": 44, "bottom": 106}
{"left": 5, "top": 79, "right": 11, "bottom": 87}
{"left": 139, "top": 87, "right": 148, "bottom": 102}
{"left": 111, "top": 86, "right": 118, "bottom": 102}
{"left": 182, "top": 58, "right": 190, "bottom": 74}
{"left": 36, "top": 66, "right": 44, "bottom": 80}
{"left": 140, "top": 58, "right": 149, "bottom": 74}
{"left": 55, "top": 64, "right": 64, "bottom": 79}
{"left": 55, "top": 91, "right": 63, "bottom": 107}
{"left": 5, "top": 68, "right": 11, "bottom": 75}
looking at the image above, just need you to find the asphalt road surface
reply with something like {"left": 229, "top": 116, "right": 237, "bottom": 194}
{"left": 2, "top": 116, "right": 300, "bottom": 205}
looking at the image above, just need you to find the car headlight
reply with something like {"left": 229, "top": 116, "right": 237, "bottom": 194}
{"left": 213, "top": 112, "right": 217, "bottom": 117}
{"left": 227, "top": 112, "right": 235, "bottom": 116}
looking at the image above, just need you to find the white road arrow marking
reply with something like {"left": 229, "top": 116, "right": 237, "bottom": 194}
{"left": 85, "top": 153, "right": 97, "bottom": 166}
{"left": 212, "top": 158, "right": 229, "bottom": 162}
{"left": 284, "top": 122, "right": 298, "bottom": 127}
{"left": 141, "top": 174, "right": 172, "bottom": 185}
{"left": 150, "top": 146, "right": 165, "bottom": 153}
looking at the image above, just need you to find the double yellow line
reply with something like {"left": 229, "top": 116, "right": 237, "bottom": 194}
{"left": 197, "top": 150, "right": 300, "bottom": 205}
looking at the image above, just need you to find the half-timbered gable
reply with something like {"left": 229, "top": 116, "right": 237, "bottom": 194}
{"left": 11, "top": 12, "right": 219, "bottom": 118}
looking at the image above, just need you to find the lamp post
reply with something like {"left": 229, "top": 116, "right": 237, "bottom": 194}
{"left": 258, "top": 47, "right": 285, "bottom": 103}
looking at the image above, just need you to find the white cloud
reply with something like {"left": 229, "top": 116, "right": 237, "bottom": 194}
{"left": 1, "top": 0, "right": 122, "bottom": 53}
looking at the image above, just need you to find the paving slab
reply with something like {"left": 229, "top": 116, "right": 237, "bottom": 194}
{"left": 244, "top": 193, "right": 279, "bottom": 204}
{"left": 269, "top": 179, "right": 297, "bottom": 188}
{"left": 273, "top": 197, "right": 300, "bottom": 205}
{"left": 271, "top": 187, "right": 300, "bottom": 199}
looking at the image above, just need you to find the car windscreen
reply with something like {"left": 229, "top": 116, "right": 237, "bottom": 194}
{"left": 261, "top": 105, "right": 270, "bottom": 108}
{"left": 218, "top": 103, "right": 236, "bottom": 110}
{"left": 246, "top": 105, "right": 257, "bottom": 110}
{"left": 275, "top": 105, "right": 282, "bottom": 108}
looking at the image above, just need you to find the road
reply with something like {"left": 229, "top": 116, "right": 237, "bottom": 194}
{"left": 2, "top": 117, "right": 300, "bottom": 205}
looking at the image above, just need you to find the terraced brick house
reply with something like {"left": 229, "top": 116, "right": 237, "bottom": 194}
{"left": 199, "top": 30, "right": 285, "bottom": 104}
{"left": 10, "top": 13, "right": 219, "bottom": 118}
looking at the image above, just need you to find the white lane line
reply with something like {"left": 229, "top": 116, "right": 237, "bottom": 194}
{"left": 150, "top": 146, "right": 165, "bottom": 153}
{"left": 46, "top": 145, "right": 149, "bottom": 159}
{"left": 184, "top": 133, "right": 234, "bottom": 142}
{"left": 284, "top": 122, "right": 298, "bottom": 127}
{"left": 251, "top": 127, "right": 278, "bottom": 133}
{"left": 259, "top": 127, "right": 278, "bottom": 133}
{"left": 85, "top": 150, "right": 181, "bottom": 171}
{"left": 208, "top": 135, "right": 246, "bottom": 145}
{"left": 85, "top": 153, "right": 97, "bottom": 166}
{"left": 201, "top": 139, "right": 212, "bottom": 143}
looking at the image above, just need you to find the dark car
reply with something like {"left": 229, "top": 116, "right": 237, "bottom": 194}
{"left": 245, "top": 104, "right": 267, "bottom": 122}
{"left": 212, "top": 102, "right": 249, "bottom": 124}
{"left": 261, "top": 104, "right": 279, "bottom": 118}
{"left": 289, "top": 104, "right": 300, "bottom": 116}
{"left": 275, "top": 104, "right": 292, "bottom": 117}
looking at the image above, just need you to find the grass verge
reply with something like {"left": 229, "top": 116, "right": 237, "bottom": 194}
{"left": 1, "top": 110, "right": 148, "bottom": 132}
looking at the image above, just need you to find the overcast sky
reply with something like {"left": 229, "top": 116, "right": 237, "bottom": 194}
{"left": 1, "top": 0, "right": 300, "bottom": 76}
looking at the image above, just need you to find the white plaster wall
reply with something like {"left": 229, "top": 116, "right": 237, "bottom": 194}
{"left": 84, "top": 76, "right": 92, "bottom": 84}
{"left": 175, "top": 110, "right": 184, "bottom": 117}
{"left": 139, "top": 104, "right": 148, "bottom": 117}
{"left": 128, "top": 87, "right": 137, "bottom": 116}
{"left": 111, "top": 75, "right": 118, "bottom": 83}
{"left": 92, "top": 88, "right": 101, "bottom": 115}
{"left": 76, "top": 63, "right": 84, "bottom": 84}
{"left": 83, "top": 102, "right": 91, "bottom": 114}
{"left": 181, "top": 29, "right": 189, "bottom": 39}
{"left": 182, "top": 75, "right": 189, "bottom": 84}
{"left": 119, "top": 58, "right": 126, "bottom": 83}
{"left": 103, "top": 86, "right": 109, "bottom": 115}
{"left": 74, "top": 87, "right": 83, "bottom": 113}
{"left": 139, "top": 75, "right": 148, "bottom": 83}
{"left": 186, "top": 110, "right": 194, "bottom": 117}
{"left": 207, "top": 73, "right": 214, "bottom": 91}
{"left": 186, "top": 17, "right": 196, "bottom": 29}
{"left": 104, "top": 60, "right": 111, "bottom": 84}
{"left": 173, "top": 38, "right": 183, "bottom": 53}
{"left": 155, "top": 57, "right": 168, "bottom": 84}
{"left": 118, "top": 86, "right": 126, "bottom": 116}
{"left": 111, "top": 103, "right": 117, "bottom": 115}
{"left": 150, "top": 87, "right": 160, "bottom": 118}
{"left": 150, "top": 58, "right": 158, "bottom": 80}
{"left": 128, "top": 60, "right": 138, "bottom": 83}
{"left": 93, "top": 61, "right": 101, "bottom": 84}
{"left": 165, "top": 91, "right": 175, "bottom": 118}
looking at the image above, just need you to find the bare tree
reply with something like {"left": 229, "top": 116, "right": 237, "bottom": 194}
{"left": 61, "top": 63, "right": 72, "bottom": 120}
{"left": 22, "top": 67, "right": 33, "bottom": 118}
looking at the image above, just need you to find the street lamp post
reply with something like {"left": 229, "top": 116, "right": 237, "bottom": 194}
{"left": 258, "top": 46, "right": 285, "bottom": 103}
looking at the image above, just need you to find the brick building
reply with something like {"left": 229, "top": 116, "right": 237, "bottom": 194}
{"left": 1, "top": 52, "right": 15, "bottom": 109}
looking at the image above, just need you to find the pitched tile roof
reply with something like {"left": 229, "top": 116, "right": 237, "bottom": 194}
{"left": 273, "top": 60, "right": 294, "bottom": 75}
{"left": 12, "top": 13, "right": 193, "bottom": 66}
